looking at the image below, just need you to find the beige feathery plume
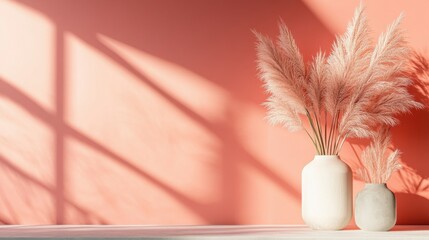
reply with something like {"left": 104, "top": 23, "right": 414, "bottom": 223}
{"left": 356, "top": 128, "right": 401, "bottom": 183}
{"left": 325, "top": 4, "right": 372, "bottom": 114}
{"left": 338, "top": 14, "right": 422, "bottom": 140}
{"left": 254, "top": 24, "right": 308, "bottom": 131}
{"left": 368, "top": 14, "right": 408, "bottom": 73}
{"left": 264, "top": 96, "right": 303, "bottom": 132}
{"left": 308, "top": 52, "right": 328, "bottom": 114}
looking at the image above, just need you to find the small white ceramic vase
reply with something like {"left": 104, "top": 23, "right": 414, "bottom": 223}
{"left": 355, "top": 183, "right": 396, "bottom": 231}
{"left": 302, "top": 155, "right": 352, "bottom": 230}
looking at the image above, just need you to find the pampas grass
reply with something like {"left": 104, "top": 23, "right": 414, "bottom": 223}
{"left": 356, "top": 128, "right": 401, "bottom": 183}
{"left": 255, "top": 4, "right": 422, "bottom": 155}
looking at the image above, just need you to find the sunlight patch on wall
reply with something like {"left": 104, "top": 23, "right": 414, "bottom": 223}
{"left": 97, "top": 34, "right": 230, "bottom": 123}
{"left": 302, "top": 0, "right": 429, "bottom": 49}
{"left": 64, "top": 33, "right": 227, "bottom": 221}
{"left": 0, "top": 0, "right": 55, "bottom": 112}
{"left": 0, "top": 0, "right": 56, "bottom": 224}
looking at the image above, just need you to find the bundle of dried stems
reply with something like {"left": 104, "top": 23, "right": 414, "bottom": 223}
{"left": 356, "top": 128, "right": 401, "bottom": 183}
{"left": 255, "top": 4, "right": 422, "bottom": 155}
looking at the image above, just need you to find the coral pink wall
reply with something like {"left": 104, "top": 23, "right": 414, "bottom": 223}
{"left": 0, "top": 0, "right": 428, "bottom": 224}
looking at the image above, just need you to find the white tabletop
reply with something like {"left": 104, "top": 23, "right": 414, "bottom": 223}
{"left": 0, "top": 225, "right": 428, "bottom": 239}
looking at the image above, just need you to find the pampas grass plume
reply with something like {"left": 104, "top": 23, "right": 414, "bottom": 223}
{"left": 356, "top": 128, "right": 402, "bottom": 183}
{"left": 254, "top": 4, "right": 421, "bottom": 155}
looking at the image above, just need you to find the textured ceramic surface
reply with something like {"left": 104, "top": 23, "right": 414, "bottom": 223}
{"left": 355, "top": 183, "right": 396, "bottom": 231}
{"left": 302, "top": 155, "right": 352, "bottom": 230}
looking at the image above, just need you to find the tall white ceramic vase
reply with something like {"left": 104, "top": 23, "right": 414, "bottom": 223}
{"left": 355, "top": 183, "right": 396, "bottom": 231}
{"left": 302, "top": 155, "right": 352, "bottom": 230}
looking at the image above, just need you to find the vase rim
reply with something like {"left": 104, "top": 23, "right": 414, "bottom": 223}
{"left": 313, "top": 155, "right": 340, "bottom": 159}
{"left": 314, "top": 154, "right": 338, "bottom": 157}
{"left": 364, "top": 183, "right": 387, "bottom": 186}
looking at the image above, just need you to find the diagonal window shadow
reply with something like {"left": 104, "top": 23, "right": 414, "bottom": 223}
{"left": 0, "top": 76, "right": 216, "bottom": 222}
{"left": 93, "top": 35, "right": 303, "bottom": 222}
{"left": 6, "top": 0, "right": 338, "bottom": 224}
{"left": 94, "top": 34, "right": 301, "bottom": 198}
{"left": 0, "top": 154, "right": 107, "bottom": 223}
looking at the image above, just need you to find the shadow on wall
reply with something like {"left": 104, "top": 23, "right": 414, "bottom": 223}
{"left": 0, "top": 0, "right": 335, "bottom": 224}
{"left": 393, "top": 52, "right": 429, "bottom": 224}
{"left": 0, "top": 0, "right": 427, "bottom": 224}
{"left": 401, "top": 51, "right": 429, "bottom": 179}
